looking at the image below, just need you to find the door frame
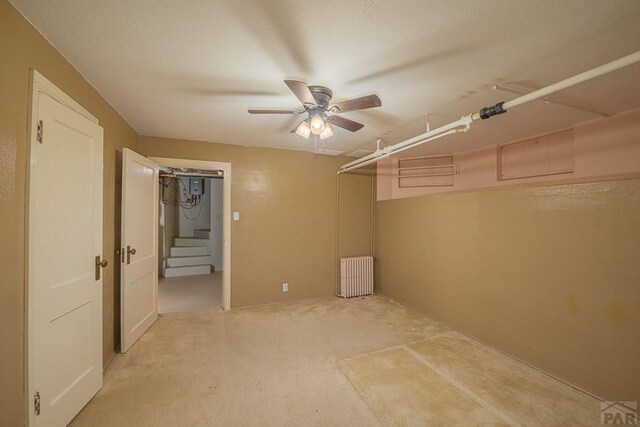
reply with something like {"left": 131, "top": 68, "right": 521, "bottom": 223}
{"left": 150, "top": 157, "right": 232, "bottom": 311}
{"left": 25, "top": 70, "right": 101, "bottom": 425}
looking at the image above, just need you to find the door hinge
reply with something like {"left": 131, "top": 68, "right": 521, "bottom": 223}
{"left": 37, "top": 120, "right": 44, "bottom": 144}
{"left": 34, "top": 390, "right": 40, "bottom": 416}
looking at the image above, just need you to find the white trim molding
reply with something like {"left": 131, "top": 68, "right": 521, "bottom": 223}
{"left": 29, "top": 69, "right": 98, "bottom": 124}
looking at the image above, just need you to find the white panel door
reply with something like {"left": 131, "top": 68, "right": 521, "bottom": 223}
{"left": 121, "top": 148, "right": 159, "bottom": 352}
{"left": 29, "top": 91, "right": 104, "bottom": 426}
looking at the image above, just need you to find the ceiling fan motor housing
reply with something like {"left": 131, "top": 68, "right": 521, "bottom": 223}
{"left": 307, "top": 86, "right": 333, "bottom": 109}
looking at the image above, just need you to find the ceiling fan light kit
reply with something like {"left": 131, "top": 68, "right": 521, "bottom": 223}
{"left": 294, "top": 116, "right": 333, "bottom": 140}
{"left": 248, "top": 78, "right": 382, "bottom": 141}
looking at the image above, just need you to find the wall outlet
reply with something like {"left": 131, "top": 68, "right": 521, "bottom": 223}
{"left": 282, "top": 283, "right": 288, "bottom": 292}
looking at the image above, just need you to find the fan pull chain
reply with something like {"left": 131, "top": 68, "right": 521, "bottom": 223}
{"left": 314, "top": 135, "right": 318, "bottom": 159}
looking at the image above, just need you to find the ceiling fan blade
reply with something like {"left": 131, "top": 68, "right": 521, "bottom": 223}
{"left": 327, "top": 115, "right": 365, "bottom": 132}
{"left": 284, "top": 78, "right": 317, "bottom": 108}
{"left": 248, "top": 108, "right": 301, "bottom": 114}
{"left": 329, "top": 93, "right": 381, "bottom": 113}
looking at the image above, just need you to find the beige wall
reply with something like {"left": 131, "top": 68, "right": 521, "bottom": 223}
{"left": 338, "top": 172, "right": 374, "bottom": 259}
{"left": 0, "top": 1, "right": 139, "bottom": 424}
{"left": 140, "top": 136, "right": 372, "bottom": 307}
{"left": 375, "top": 178, "right": 640, "bottom": 403}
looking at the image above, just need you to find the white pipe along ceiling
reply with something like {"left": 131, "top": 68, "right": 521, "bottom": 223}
{"left": 339, "top": 50, "right": 640, "bottom": 174}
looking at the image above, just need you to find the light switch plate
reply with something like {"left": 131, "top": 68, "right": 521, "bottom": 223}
{"left": 233, "top": 211, "right": 240, "bottom": 221}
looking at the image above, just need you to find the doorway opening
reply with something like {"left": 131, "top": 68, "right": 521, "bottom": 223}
{"left": 150, "top": 157, "right": 232, "bottom": 312}
{"left": 158, "top": 171, "right": 222, "bottom": 312}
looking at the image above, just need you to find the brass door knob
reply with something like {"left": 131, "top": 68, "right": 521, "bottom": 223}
{"left": 95, "top": 256, "right": 108, "bottom": 280}
{"left": 126, "top": 246, "right": 137, "bottom": 264}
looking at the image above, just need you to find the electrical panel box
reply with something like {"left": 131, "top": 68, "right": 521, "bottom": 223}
{"left": 188, "top": 178, "right": 205, "bottom": 196}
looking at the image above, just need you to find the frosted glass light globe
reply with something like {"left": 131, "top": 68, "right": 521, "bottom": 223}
{"left": 319, "top": 123, "right": 333, "bottom": 140}
{"left": 310, "top": 115, "right": 325, "bottom": 135}
{"left": 295, "top": 121, "right": 311, "bottom": 139}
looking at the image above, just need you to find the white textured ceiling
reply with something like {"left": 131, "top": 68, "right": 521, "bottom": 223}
{"left": 10, "top": 0, "right": 640, "bottom": 157}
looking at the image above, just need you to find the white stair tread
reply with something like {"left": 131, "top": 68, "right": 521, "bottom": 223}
{"left": 167, "top": 255, "right": 211, "bottom": 268}
{"left": 164, "top": 264, "right": 210, "bottom": 277}
{"left": 174, "top": 237, "right": 209, "bottom": 247}
{"left": 170, "top": 246, "right": 210, "bottom": 256}
{"left": 166, "top": 263, "right": 210, "bottom": 268}
{"left": 170, "top": 254, "right": 211, "bottom": 258}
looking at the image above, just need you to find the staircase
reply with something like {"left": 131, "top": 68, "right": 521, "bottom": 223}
{"left": 164, "top": 229, "right": 211, "bottom": 277}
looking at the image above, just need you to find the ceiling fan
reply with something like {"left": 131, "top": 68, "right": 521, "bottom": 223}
{"left": 248, "top": 78, "right": 382, "bottom": 140}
